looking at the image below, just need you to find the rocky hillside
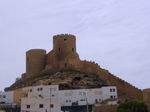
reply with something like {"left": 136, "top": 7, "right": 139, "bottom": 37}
{"left": 5, "top": 70, "right": 107, "bottom": 91}
{"left": 5, "top": 68, "right": 143, "bottom": 103}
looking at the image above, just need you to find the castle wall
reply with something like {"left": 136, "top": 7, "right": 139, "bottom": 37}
{"left": 98, "top": 69, "right": 143, "bottom": 102}
{"left": 26, "top": 49, "right": 46, "bottom": 79}
{"left": 66, "top": 59, "right": 100, "bottom": 75}
{"left": 71, "top": 56, "right": 140, "bottom": 101}
{"left": 66, "top": 58, "right": 143, "bottom": 101}
{"left": 66, "top": 58, "right": 82, "bottom": 71}
{"left": 143, "top": 89, "right": 150, "bottom": 112}
{"left": 80, "top": 61, "right": 100, "bottom": 74}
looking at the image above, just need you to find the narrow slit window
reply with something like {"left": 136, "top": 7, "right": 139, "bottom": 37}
{"left": 72, "top": 48, "right": 74, "bottom": 52}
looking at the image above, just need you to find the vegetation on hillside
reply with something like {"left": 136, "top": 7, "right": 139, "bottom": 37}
{"left": 117, "top": 101, "right": 148, "bottom": 112}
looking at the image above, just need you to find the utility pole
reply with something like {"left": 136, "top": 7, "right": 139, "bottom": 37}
{"left": 83, "top": 92, "right": 89, "bottom": 112}
{"left": 50, "top": 87, "right": 51, "bottom": 112}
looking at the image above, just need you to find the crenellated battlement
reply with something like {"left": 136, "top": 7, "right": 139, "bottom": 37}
{"left": 53, "top": 34, "right": 76, "bottom": 38}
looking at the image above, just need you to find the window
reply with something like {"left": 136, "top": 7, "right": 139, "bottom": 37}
{"left": 39, "top": 104, "right": 44, "bottom": 108}
{"left": 110, "top": 95, "right": 113, "bottom": 99}
{"left": 48, "top": 82, "right": 51, "bottom": 85}
{"left": 37, "top": 88, "right": 43, "bottom": 91}
{"left": 72, "top": 48, "right": 74, "bottom": 52}
{"left": 30, "top": 89, "right": 32, "bottom": 92}
{"left": 26, "top": 105, "right": 30, "bottom": 109}
{"left": 95, "top": 99, "right": 98, "bottom": 103}
{"left": 3, "top": 95, "right": 6, "bottom": 98}
{"left": 0, "top": 102, "right": 5, "bottom": 104}
{"left": 66, "top": 100, "right": 71, "bottom": 102}
{"left": 59, "top": 48, "right": 60, "bottom": 52}
{"left": 113, "top": 88, "right": 115, "bottom": 92}
{"left": 50, "top": 104, "right": 54, "bottom": 108}
{"left": 110, "top": 89, "right": 112, "bottom": 92}
{"left": 64, "top": 38, "right": 67, "bottom": 41}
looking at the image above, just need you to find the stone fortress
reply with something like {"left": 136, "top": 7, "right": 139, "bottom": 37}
{"left": 25, "top": 34, "right": 100, "bottom": 79}
{"left": 6, "top": 34, "right": 144, "bottom": 103}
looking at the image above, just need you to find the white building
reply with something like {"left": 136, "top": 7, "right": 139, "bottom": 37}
{"left": 21, "top": 97, "right": 61, "bottom": 112}
{"left": 0, "top": 91, "right": 14, "bottom": 104}
{"left": 21, "top": 85, "right": 117, "bottom": 112}
{"left": 21, "top": 85, "right": 61, "bottom": 112}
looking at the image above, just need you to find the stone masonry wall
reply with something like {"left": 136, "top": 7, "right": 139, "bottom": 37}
{"left": 143, "top": 89, "right": 150, "bottom": 112}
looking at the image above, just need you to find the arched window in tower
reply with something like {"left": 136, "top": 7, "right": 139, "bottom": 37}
{"left": 59, "top": 48, "right": 60, "bottom": 52}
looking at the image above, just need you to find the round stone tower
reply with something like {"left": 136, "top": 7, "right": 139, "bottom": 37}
{"left": 53, "top": 34, "right": 79, "bottom": 60}
{"left": 26, "top": 49, "right": 46, "bottom": 78}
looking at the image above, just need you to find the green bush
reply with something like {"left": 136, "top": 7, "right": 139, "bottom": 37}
{"left": 117, "top": 101, "right": 148, "bottom": 112}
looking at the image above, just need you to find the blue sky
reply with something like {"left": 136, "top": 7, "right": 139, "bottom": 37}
{"left": 0, "top": 0, "right": 150, "bottom": 90}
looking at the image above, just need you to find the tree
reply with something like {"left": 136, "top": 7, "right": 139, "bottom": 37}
{"left": 117, "top": 101, "right": 148, "bottom": 112}
{"left": 15, "top": 77, "right": 21, "bottom": 81}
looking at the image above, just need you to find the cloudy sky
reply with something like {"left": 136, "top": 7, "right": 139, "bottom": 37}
{"left": 0, "top": 0, "right": 150, "bottom": 90}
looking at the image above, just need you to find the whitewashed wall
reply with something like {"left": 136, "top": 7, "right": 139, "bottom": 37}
{"left": 21, "top": 97, "right": 61, "bottom": 112}
{"left": 21, "top": 85, "right": 118, "bottom": 112}
{"left": 101, "top": 86, "right": 117, "bottom": 101}
{"left": 0, "top": 91, "right": 14, "bottom": 104}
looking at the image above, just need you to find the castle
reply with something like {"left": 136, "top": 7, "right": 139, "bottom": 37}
{"left": 24, "top": 34, "right": 100, "bottom": 79}
{"left": 7, "top": 34, "right": 143, "bottom": 103}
